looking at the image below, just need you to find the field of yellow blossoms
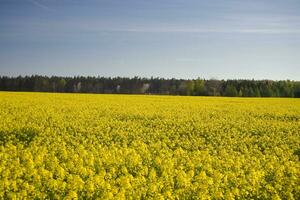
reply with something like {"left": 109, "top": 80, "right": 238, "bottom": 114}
{"left": 0, "top": 92, "right": 299, "bottom": 199}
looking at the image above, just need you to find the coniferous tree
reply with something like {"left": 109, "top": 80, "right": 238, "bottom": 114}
{"left": 225, "top": 84, "right": 238, "bottom": 97}
{"left": 0, "top": 76, "right": 298, "bottom": 97}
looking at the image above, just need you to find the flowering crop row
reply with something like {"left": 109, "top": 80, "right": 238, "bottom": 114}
{"left": 0, "top": 92, "right": 299, "bottom": 199}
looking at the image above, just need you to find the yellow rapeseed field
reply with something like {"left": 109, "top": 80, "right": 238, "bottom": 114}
{"left": 0, "top": 92, "right": 299, "bottom": 199}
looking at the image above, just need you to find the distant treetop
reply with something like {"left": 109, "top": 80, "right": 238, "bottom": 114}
{"left": 0, "top": 75, "right": 299, "bottom": 98}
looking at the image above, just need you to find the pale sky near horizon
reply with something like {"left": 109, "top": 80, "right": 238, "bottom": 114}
{"left": 0, "top": 0, "right": 299, "bottom": 80}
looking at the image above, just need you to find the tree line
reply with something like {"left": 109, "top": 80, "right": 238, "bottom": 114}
{"left": 0, "top": 75, "right": 299, "bottom": 97}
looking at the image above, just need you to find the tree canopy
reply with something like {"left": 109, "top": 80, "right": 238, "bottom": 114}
{"left": 0, "top": 75, "right": 299, "bottom": 97}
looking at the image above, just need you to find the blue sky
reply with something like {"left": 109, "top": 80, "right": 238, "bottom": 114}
{"left": 0, "top": 0, "right": 299, "bottom": 80}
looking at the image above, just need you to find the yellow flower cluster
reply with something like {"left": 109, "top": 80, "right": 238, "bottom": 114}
{"left": 0, "top": 92, "right": 299, "bottom": 199}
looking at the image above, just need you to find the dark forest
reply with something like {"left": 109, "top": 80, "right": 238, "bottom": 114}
{"left": 0, "top": 75, "right": 299, "bottom": 97}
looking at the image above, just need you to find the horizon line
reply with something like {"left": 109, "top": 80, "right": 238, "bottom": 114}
{"left": 0, "top": 74, "right": 299, "bottom": 82}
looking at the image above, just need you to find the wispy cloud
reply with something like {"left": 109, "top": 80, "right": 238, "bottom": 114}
{"left": 237, "top": 29, "right": 300, "bottom": 34}
{"left": 126, "top": 28, "right": 300, "bottom": 34}
{"left": 3, "top": 17, "right": 300, "bottom": 36}
{"left": 175, "top": 58, "right": 202, "bottom": 63}
{"left": 67, "top": 19, "right": 300, "bottom": 34}
{"left": 28, "top": 0, "right": 54, "bottom": 12}
{"left": 79, "top": 25, "right": 300, "bottom": 34}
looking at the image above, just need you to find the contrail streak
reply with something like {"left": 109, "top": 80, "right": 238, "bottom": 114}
{"left": 28, "top": 0, "right": 54, "bottom": 12}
